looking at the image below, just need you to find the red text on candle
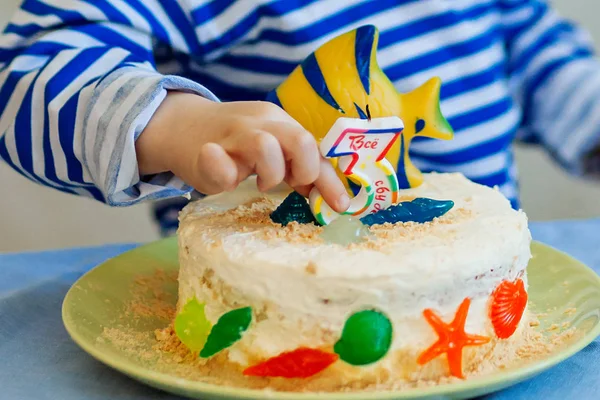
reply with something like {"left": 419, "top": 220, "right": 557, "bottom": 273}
{"left": 372, "top": 180, "right": 390, "bottom": 212}
{"left": 348, "top": 135, "right": 379, "bottom": 151}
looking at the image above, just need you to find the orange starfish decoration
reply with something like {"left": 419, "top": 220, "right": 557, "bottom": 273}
{"left": 417, "top": 298, "right": 490, "bottom": 379}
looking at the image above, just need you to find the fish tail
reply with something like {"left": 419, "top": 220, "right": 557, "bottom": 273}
{"left": 398, "top": 77, "right": 454, "bottom": 141}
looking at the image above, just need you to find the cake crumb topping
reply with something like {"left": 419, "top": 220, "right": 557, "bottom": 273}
{"left": 305, "top": 262, "right": 318, "bottom": 275}
{"left": 563, "top": 307, "right": 577, "bottom": 316}
{"left": 124, "top": 269, "right": 178, "bottom": 321}
{"left": 189, "top": 197, "right": 475, "bottom": 249}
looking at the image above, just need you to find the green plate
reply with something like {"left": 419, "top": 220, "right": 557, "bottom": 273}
{"left": 62, "top": 239, "right": 600, "bottom": 400}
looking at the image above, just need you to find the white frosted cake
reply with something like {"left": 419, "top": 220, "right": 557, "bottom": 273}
{"left": 173, "top": 173, "right": 531, "bottom": 390}
{"left": 169, "top": 25, "right": 533, "bottom": 392}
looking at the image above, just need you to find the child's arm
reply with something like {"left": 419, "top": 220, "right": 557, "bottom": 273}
{"left": 0, "top": 0, "right": 206, "bottom": 205}
{"left": 0, "top": 1, "right": 348, "bottom": 210}
{"left": 502, "top": 0, "right": 600, "bottom": 177}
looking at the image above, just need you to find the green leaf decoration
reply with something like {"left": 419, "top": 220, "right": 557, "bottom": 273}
{"left": 200, "top": 307, "right": 253, "bottom": 358}
{"left": 334, "top": 309, "right": 393, "bottom": 365}
{"left": 360, "top": 197, "right": 454, "bottom": 226}
{"left": 174, "top": 298, "right": 212, "bottom": 352}
{"left": 270, "top": 191, "right": 317, "bottom": 226}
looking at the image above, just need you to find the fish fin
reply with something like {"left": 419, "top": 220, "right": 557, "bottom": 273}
{"left": 398, "top": 77, "right": 454, "bottom": 142}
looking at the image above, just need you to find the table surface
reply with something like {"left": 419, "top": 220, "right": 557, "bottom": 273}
{"left": 1, "top": 218, "right": 599, "bottom": 400}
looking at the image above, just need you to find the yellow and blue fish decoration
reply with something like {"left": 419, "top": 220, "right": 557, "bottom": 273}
{"left": 266, "top": 25, "right": 454, "bottom": 190}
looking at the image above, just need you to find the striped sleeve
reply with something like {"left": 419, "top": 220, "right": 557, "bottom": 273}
{"left": 0, "top": 0, "right": 218, "bottom": 206}
{"left": 501, "top": 0, "right": 600, "bottom": 177}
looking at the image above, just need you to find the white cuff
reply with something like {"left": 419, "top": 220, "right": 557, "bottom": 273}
{"left": 81, "top": 66, "right": 218, "bottom": 206}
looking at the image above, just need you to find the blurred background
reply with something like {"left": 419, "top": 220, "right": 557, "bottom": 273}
{"left": 1, "top": 0, "right": 599, "bottom": 252}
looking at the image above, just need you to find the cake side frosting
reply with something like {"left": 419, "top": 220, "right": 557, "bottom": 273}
{"left": 176, "top": 172, "right": 531, "bottom": 372}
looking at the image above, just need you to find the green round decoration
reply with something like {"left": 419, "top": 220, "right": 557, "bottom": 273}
{"left": 333, "top": 309, "right": 393, "bottom": 365}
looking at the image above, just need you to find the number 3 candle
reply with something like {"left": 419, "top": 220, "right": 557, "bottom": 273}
{"left": 309, "top": 116, "right": 404, "bottom": 226}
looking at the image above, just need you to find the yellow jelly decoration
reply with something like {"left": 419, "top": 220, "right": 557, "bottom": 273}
{"left": 266, "top": 25, "right": 454, "bottom": 189}
{"left": 174, "top": 298, "right": 212, "bottom": 352}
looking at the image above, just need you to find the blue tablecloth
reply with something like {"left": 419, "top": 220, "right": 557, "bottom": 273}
{"left": 1, "top": 219, "right": 599, "bottom": 400}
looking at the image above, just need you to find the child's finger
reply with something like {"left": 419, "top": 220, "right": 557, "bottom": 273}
{"left": 312, "top": 158, "right": 350, "bottom": 213}
{"left": 262, "top": 120, "right": 349, "bottom": 212}
{"left": 226, "top": 130, "right": 286, "bottom": 192}
{"left": 293, "top": 185, "right": 311, "bottom": 198}
{"left": 195, "top": 142, "right": 239, "bottom": 194}
{"left": 262, "top": 121, "right": 320, "bottom": 187}
{"left": 231, "top": 155, "right": 253, "bottom": 186}
{"left": 293, "top": 159, "right": 350, "bottom": 213}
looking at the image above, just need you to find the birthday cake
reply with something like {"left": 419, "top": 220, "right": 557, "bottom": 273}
{"left": 172, "top": 26, "right": 532, "bottom": 390}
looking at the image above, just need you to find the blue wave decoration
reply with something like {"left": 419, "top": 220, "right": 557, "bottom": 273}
{"left": 360, "top": 197, "right": 454, "bottom": 226}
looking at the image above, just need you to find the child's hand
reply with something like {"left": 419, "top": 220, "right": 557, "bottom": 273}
{"left": 136, "top": 92, "right": 350, "bottom": 212}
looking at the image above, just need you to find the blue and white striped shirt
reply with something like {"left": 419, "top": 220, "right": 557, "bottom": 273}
{"left": 1, "top": 0, "right": 599, "bottom": 236}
